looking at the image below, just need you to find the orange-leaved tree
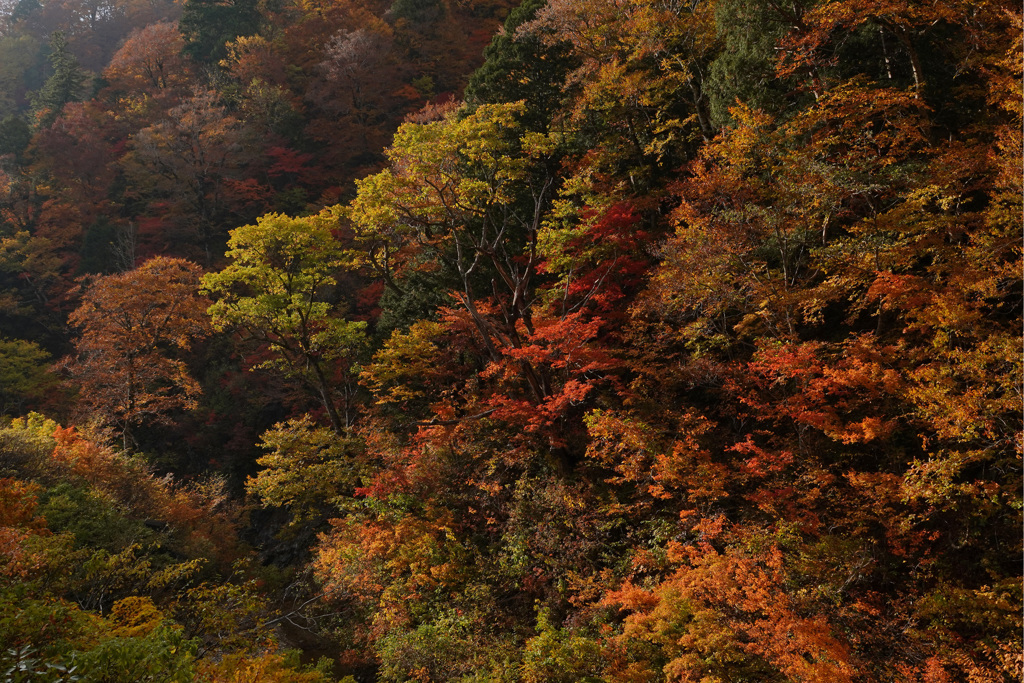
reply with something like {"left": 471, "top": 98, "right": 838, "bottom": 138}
{"left": 63, "top": 257, "right": 210, "bottom": 447}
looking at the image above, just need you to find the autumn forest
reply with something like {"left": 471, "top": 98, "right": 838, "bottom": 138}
{"left": 0, "top": 0, "right": 1020, "bottom": 680}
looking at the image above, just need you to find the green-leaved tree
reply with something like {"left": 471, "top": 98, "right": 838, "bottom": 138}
{"left": 201, "top": 211, "right": 367, "bottom": 433}
{"left": 32, "top": 31, "right": 87, "bottom": 129}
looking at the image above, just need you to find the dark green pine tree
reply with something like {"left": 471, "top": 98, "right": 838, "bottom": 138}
{"left": 389, "top": 0, "right": 446, "bottom": 25}
{"left": 32, "top": 31, "right": 87, "bottom": 129}
{"left": 704, "top": 0, "right": 801, "bottom": 128}
{"left": 463, "top": 0, "right": 578, "bottom": 133}
{"left": 8, "top": 0, "right": 41, "bottom": 25}
{"left": 0, "top": 116, "right": 31, "bottom": 162}
{"left": 179, "top": 0, "right": 263, "bottom": 67}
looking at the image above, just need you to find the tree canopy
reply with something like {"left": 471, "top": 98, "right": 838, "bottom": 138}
{"left": 0, "top": 0, "right": 1019, "bottom": 680}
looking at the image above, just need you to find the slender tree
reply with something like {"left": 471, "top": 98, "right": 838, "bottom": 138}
{"left": 201, "top": 211, "right": 367, "bottom": 433}
{"left": 32, "top": 31, "right": 86, "bottom": 128}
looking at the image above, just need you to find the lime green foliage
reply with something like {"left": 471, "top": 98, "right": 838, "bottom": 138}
{"left": 360, "top": 320, "right": 447, "bottom": 407}
{"left": 171, "top": 577, "right": 272, "bottom": 653}
{"left": 348, "top": 103, "right": 530, "bottom": 232}
{"left": 202, "top": 210, "right": 362, "bottom": 357}
{"left": 38, "top": 483, "right": 149, "bottom": 545}
{"left": 202, "top": 210, "right": 367, "bottom": 431}
{"left": 521, "top": 607, "right": 602, "bottom": 683}
{"left": 0, "top": 338, "right": 54, "bottom": 415}
{"left": 377, "top": 609, "right": 520, "bottom": 683}
{"left": 198, "top": 650, "right": 337, "bottom": 682}
{"left": 247, "top": 415, "right": 365, "bottom": 527}
{"left": 70, "top": 623, "right": 197, "bottom": 683}
{"left": 346, "top": 101, "right": 557, "bottom": 284}
{"left": 346, "top": 100, "right": 565, "bottom": 409}
{"left": 0, "top": 412, "right": 57, "bottom": 478}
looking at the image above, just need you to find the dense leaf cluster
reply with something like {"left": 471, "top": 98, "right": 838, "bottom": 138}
{"left": 0, "top": 0, "right": 1020, "bottom": 680}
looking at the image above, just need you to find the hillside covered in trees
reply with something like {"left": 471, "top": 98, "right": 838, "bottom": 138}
{"left": 0, "top": 0, "right": 1020, "bottom": 680}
